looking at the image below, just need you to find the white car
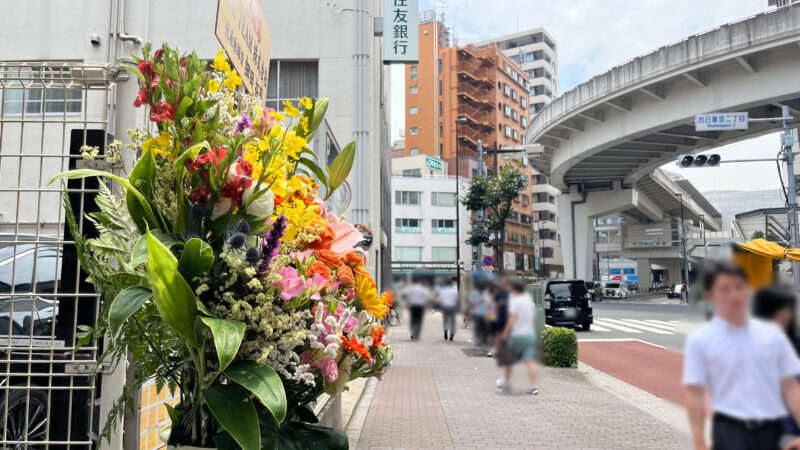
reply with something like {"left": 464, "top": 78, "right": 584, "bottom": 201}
{"left": 603, "top": 282, "right": 629, "bottom": 299}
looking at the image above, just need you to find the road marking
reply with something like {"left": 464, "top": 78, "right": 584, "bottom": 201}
{"left": 644, "top": 319, "right": 679, "bottom": 327}
{"left": 668, "top": 320, "right": 678, "bottom": 324}
{"left": 599, "top": 318, "right": 672, "bottom": 334}
{"left": 589, "top": 323, "right": 612, "bottom": 332}
{"left": 622, "top": 319, "right": 676, "bottom": 331}
{"left": 592, "top": 319, "right": 642, "bottom": 333}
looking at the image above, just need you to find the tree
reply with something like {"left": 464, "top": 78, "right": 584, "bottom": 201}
{"left": 751, "top": 230, "right": 782, "bottom": 242}
{"left": 461, "top": 166, "right": 528, "bottom": 271}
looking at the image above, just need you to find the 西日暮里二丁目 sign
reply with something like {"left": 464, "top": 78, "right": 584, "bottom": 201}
{"left": 215, "top": 0, "right": 271, "bottom": 103}
{"left": 383, "top": 0, "right": 419, "bottom": 63}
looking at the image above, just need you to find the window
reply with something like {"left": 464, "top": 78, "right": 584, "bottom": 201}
{"left": 508, "top": 211, "right": 519, "bottom": 221}
{"left": 409, "top": 106, "right": 418, "bottom": 115}
{"left": 2, "top": 68, "right": 84, "bottom": 115}
{"left": 410, "top": 127, "right": 419, "bottom": 135}
{"left": 438, "top": 59, "right": 443, "bottom": 74}
{"left": 504, "top": 125, "right": 512, "bottom": 137}
{"left": 395, "top": 218, "right": 421, "bottom": 233}
{"left": 525, "top": 53, "right": 534, "bottom": 62}
{"left": 439, "top": 123, "right": 443, "bottom": 138}
{"left": 410, "top": 147, "right": 419, "bottom": 155}
{"left": 520, "top": 97, "right": 527, "bottom": 108}
{"left": 395, "top": 246, "right": 422, "bottom": 261}
{"left": 521, "top": 213, "right": 532, "bottom": 224}
{"left": 507, "top": 66, "right": 513, "bottom": 75}
{"left": 513, "top": 130, "right": 519, "bottom": 140}
{"left": 431, "top": 247, "right": 457, "bottom": 261}
{"left": 402, "top": 168, "right": 421, "bottom": 177}
{"left": 266, "top": 61, "right": 318, "bottom": 111}
{"left": 504, "top": 105, "right": 511, "bottom": 116}
{"left": 432, "top": 219, "right": 456, "bottom": 233}
{"left": 410, "top": 85, "right": 418, "bottom": 94}
{"left": 525, "top": 81, "right": 530, "bottom": 91}
{"left": 503, "top": 84, "right": 511, "bottom": 96}
{"left": 439, "top": 101, "right": 443, "bottom": 116}
{"left": 512, "top": 90, "right": 518, "bottom": 101}
{"left": 522, "top": 195, "right": 530, "bottom": 206}
{"left": 512, "top": 110, "right": 518, "bottom": 120}
{"left": 431, "top": 192, "right": 457, "bottom": 206}
{"left": 439, "top": 80, "right": 443, "bottom": 96}
{"left": 410, "top": 66, "right": 418, "bottom": 80}
{"left": 439, "top": 143, "right": 443, "bottom": 157}
{"left": 521, "top": 117, "right": 528, "bottom": 127}
{"left": 395, "top": 191, "right": 421, "bottom": 204}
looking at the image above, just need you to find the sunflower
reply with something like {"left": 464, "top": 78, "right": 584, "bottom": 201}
{"left": 355, "top": 273, "right": 384, "bottom": 319}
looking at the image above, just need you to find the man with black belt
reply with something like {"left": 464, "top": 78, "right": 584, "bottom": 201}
{"left": 684, "top": 260, "right": 800, "bottom": 450}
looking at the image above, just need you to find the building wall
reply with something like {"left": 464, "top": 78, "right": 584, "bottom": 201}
{"left": 702, "top": 189, "right": 785, "bottom": 233}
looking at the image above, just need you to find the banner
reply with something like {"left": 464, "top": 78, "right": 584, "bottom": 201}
{"left": 383, "top": 0, "right": 419, "bottom": 63}
{"left": 215, "top": 0, "right": 271, "bottom": 102}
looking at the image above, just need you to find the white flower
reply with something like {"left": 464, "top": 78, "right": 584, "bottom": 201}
{"left": 243, "top": 184, "right": 274, "bottom": 218}
{"left": 211, "top": 197, "right": 232, "bottom": 220}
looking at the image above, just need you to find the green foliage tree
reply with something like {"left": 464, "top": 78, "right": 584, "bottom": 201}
{"left": 751, "top": 230, "right": 783, "bottom": 242}
{"left": 461, "top": 166, "right": 528, "bottom": 271}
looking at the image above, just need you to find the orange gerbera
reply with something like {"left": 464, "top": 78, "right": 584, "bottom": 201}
{"left": 370, "top": 325, "right": 386, "bottom": 348}
{"left": 316, "top": 249, "right": 341, "bottom": 267}
{"left": 336, "top": 265, "right": 355, "bottom": 286}
{"left": 343, "top": 337, "right": 370, "bottom": 359}
{"left": 307, "top": 261, "right": 332, "bottom": 282}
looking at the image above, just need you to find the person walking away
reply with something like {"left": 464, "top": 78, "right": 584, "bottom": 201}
{"left": 752, "top": 284, "right": 800, "bottom": 447}
{"left": 683, "top": 260, "right": 800, "bottom": 450}
{"left": 403, "top": 278, "right": 429, "bottom": 341}
{"left": 470, "top": 283, "right": 489, "bottom": 345}
{"left": 497, "top": 278, "right": 538, "bottom": 395}
{"left": 439, "top": 278, "right": 459, "bottom": 341}
{"left": 488, "top": 276, "right": 510, "bottom": 357}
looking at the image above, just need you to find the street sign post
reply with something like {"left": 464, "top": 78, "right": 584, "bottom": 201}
{"left": 482, "top": 255, "right": 494, "bottom": 269}
{"left": 695, "top": 112, "right": 748, "bottom": 131}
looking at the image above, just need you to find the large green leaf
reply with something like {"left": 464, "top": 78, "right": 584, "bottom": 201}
{"left": 200, "top": 316, "right": 244, "bottom": 373}
{"left": 178, "top": 238, "right": 214, "bottom": 287}
{"left": 224, "top": 361, "right": 287, "bottom": 424}
{"left": 202, "top": 385, "right": 260, "bottom": 450}
{"left": 146, "top": 231, "right": 198, "bottom": 345}
{"left": 327, "top": 141, "right": 355, "bottom": 194}
{"left": 258, "top": 410, "right": 348, "bottom": 450}
{"left": 131, "top": 230, "right": 182, "bottom": 267}
{"left": 108, "top": 286, "right": 152, "bottom": 337}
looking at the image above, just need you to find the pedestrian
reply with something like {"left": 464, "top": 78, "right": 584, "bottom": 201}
{"left": 753, "top": 284, "right": 800, "bottom": 447}
{"left": 438, "top": 277, "right": 459, "bottom": 341}
{"left": 487, "top": 276, "right": 510, "bottom": 357}
{"left": 469, "top": 282, "right": 490, "bottom": 346}
{"left": 683, "top": 260, "right": 800, "bottom": 450}
{"left": 496, "top": 278, "right": 538, "bottom": 395}
{"left": 403, "top": 277, "right": 429, "bottom": 341}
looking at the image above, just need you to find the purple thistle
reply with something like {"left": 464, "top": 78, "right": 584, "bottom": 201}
{"left": 259, "top": 215, "right": 287, "bottom": 274}
{"left": 234, "top": 113, "right": 253, "bottom": 135}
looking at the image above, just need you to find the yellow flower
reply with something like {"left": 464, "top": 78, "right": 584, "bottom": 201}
{"left": 282, "top": 130, "right": 306, "bottom": 160}
{"left": 223, "top": 70, "right": 242, "bottom": 90}
{"left": 299, "top": 116, "right": 309, "bottom": 134}
{"left": 212, "top": 50, "right": 231, "bottom": 74}
{"left": 299, "top": 97, "right": 313, "bottom": 110}
{"left": 283, "top": 100, "right": 300, "bottom": 118}
{"left": 142, "top": 133, "right": 173, "bottom": 155}
{"left": 208, "top": 78, "right": 221, "bottom": 94}
{"left": 356, "top": 273, "right": 384, "bottom": 319}
{"left": 268, "top": 111, "right": 286, "bottom": 122}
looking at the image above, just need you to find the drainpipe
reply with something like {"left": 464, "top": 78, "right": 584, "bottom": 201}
{"left": 569, "top": 184, "right": 587, "bottom": 279}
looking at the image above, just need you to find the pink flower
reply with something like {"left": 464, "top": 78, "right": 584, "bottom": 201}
{"left": 343, "top": 315, "right": 358, "bottom": 333}
{"left": 344, "top": 288, "right": 355, "bottom": 301}
{"left": 290, "top": 250, "right": 313, "bottom": 263}
{"left": 306, "top": 273, "right": 328, "bottom": 300}
{"left": 329, "top": 221, "right": 363, "bottom": 255}
{"left": 367, "top": 358, "right": 375, "bottom": 367}
{"left": 321, "top": 357, "right": 338, "bottom": 383}
{"left": 276, "top": 266, "right": 306, "bottom": 300}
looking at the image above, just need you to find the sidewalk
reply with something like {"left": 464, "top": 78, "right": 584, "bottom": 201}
{"left": 350, "top": 310, "right": 685, "bottom": 449}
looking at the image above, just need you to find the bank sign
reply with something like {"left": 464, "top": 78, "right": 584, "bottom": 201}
{"left": 695, "top": 112, "right": 748, "bottom": 131}
{"left": 425, "top": 155, "right": 442, "bottom": 171}
{"left": 383, "top": 0, "right": 419, "bottom": 63}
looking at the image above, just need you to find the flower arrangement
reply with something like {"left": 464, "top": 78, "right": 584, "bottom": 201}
{"left": 52, "top": 43, "right": 392, "bottom": 450}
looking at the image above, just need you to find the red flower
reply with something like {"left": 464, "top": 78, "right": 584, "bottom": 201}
{"left": 150, "top": 102, "right": 175, "bottom": 123}
{"left": 343, "top": 337, "right": 370, "bottom": 359}
{"left": 133, "top": 88, "right": 148, "bottom": 108}
{"left": 138, "top": 60, "right": 154, "bottom": 80}
{"left": 189, "top": 185, "right": 211, "bottom": 203}
{"left": 153, "top": 49, "right": 163, "bottom": 62}
{"left": 192, "top": 148, "right": 227, "bottom": 172}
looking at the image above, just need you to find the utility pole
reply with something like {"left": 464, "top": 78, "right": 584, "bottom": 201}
{"left": 454, "top": 117, "right": 468, "bottom": 291}
{"left": 780, "top": 105, "right": 800, "bottom": 292}
{"left": 476, "top": 140, "right": 485, "bottom": 271}
{"left": 678, "top": 194, "right": 690, "bottom": 304}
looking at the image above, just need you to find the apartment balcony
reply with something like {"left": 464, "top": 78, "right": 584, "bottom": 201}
{"left": 457, "top": 81, "right": 494, "bottom": 108}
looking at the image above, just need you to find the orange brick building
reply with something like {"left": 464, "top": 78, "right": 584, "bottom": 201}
{"left": 403, "top": 16, "right": 535, "bottom": 271}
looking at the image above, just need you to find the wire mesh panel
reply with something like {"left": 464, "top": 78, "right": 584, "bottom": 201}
{"left": 0, "top": 62, "right": 114, "bottom": 449}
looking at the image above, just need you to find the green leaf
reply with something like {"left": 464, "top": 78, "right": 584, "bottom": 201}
{"left": 224, "top": 360, "right": 287, "bottom": 424}
{"left": 306, "top": 97, "right": 329, "bottom": 140}
{"left": 327, "top": 141, "right": 355, "bottom": 192}
{"left": 297, "top": 157, "right": 328, "bottom": 191}
{"left": 202, "top": 385, "right": 260, "bottom": 450}
{"left": 146, "top": 231, "right": 198, "bottom": 345}
{"left": 127, "top": 151, "right": 160, "bottom": 232}
{"left": 200, "top": 316, "right": 245, "bottom": 373}
{"left": 131, "top": 230, "right": 181, "bottom": 266}
{"left": 175, "top": 96, "right": 193, "bottom": 122}
{"left": 178, "top": 238, "right": 214, "bottom": 286}
{"left": 108, "top": 286, "right": 152, "bottom": 337}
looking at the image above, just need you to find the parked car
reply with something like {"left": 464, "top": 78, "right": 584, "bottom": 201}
{"left": 667, "top": 283, "right": 686, "bottom": 299}
{"left": 584, "top": 281, "right": 604, "bottom": 302}
{"left": 603, "top": 282, "right": 629, "bottom": 299}
{"left": 544, "top": 280, "right": 594, "bottom": 331}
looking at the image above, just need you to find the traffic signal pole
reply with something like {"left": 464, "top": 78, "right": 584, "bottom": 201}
{"left": 779, "top": 105, "right": 800, "bottom": 293}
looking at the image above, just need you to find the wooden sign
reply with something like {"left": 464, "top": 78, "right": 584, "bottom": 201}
{"left": 215, "top": 0, "right": 271, "bottom": 102}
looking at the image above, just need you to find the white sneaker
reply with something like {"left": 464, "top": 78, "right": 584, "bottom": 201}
{"left": 527, "top": 386, "right": 539, "bottom": 395}
{"left": 496, "top": 378, "right": 507, "bottom": 389}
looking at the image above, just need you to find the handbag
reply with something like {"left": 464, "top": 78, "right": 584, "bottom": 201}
{"left": 495, "top": 339, "right": 515, "bottom": 366}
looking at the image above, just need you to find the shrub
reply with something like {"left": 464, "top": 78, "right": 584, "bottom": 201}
{"left": 541, "top": 327, "right": 578, "bottom": 368}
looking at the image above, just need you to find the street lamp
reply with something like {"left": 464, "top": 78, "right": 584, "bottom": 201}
{"left": 454, "top": 117, "right": 469, "bottom": 291}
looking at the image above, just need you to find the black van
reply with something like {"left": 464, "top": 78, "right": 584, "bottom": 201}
{"left": 544, "top": 280, "right": 594, "bottom": 331}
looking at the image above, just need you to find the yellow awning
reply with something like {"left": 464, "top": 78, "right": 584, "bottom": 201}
{"left": 736, "top": 238, "right": 800, "bottom": 288}
{"left": 737, "top": 238, "right": 791, "bottom": 260}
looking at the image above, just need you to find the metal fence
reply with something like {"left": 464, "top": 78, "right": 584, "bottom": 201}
{"left": 0, "top": 61, "right": 115, "bottom": 449}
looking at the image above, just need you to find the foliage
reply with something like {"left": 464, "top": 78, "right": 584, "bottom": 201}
{"left": 541, "top": 327, "right": 578, "bottom": 368}
{"left": 751, "top": 230, "right": 782, "bottom": 242}
{"left": 461, "top": 166, "right": 528, "bottom": 270}
{"left": 56, "top": 43, "right": 392, "bottom": 449}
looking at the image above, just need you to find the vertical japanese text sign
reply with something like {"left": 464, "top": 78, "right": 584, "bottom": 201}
{"left": 383, "top": 0, "right": 419, "bottom": 63}
{"left": 215, "top": 0, "right": 271, "bottom": 104}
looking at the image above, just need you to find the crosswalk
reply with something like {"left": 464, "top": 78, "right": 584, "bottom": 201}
{"left": 547, "top": 319, "right": 678, "bottom": 334}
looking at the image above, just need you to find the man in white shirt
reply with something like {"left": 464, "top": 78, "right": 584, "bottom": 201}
{"left": 684, "top": 260, "right": 800, "bottom": 450}
{"left": 498, "top": 278, "right": 538, "bottom": 395}
{"left": 437, "top": 278, "right": 459, "bottom": 341}
{"left": 403, "top": 278, "right": 430, "bottom": 341}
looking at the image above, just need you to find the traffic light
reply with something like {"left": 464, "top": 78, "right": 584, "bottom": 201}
{"left": 676, "top": 154, "right": 721, "bottom": 168}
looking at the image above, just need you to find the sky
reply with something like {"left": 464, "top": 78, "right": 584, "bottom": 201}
{"left": 390, "top": 0, "right": 785, "bottom": 192}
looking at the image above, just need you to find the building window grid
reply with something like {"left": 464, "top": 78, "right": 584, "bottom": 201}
{"left": 266, "top": 61, "right": 319, "bottom": 111}
{"left": 432, "top": 219, "right": 456, "bottom": 233}
{"left": 431, "top": 192, "right": 457, "bottom": 206}
{"left": 395, "top": 218, "right": 422, "bottom": 233}
{"left": 410, "top": 66, "right": 418, "bottom": 80}
{"left": 395, "top": 190, "right": 421, "bottom": 205}
{"left": 409, "top": 106, "right": 418, "bottom": 115}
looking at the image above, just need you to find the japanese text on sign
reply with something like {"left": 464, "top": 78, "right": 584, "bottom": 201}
{"left": 215, "top": 0, "right": 271, "bottom": 103}
{"left": 695, "top": 112, "right": 748, "bottom": 131}
{"left": 383, "top": 0, "right": 419, "bottom": 63}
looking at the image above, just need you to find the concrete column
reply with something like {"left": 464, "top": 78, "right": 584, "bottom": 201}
{"left": 666, "top": 261, "right": 683, "bottom": 285}
{"left": 636, "top": 259, "right": 652, "bottom": 291}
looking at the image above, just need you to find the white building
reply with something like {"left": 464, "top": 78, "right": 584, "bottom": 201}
{"left": 702, "top": 189, "right": 785, "bottom": 233}
{"left": 391, "top": 156, "right": 470, "bottom": 278}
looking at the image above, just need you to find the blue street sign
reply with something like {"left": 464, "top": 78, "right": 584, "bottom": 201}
{"left": 482, "top": 255, "right": 494, "bottom": 267}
